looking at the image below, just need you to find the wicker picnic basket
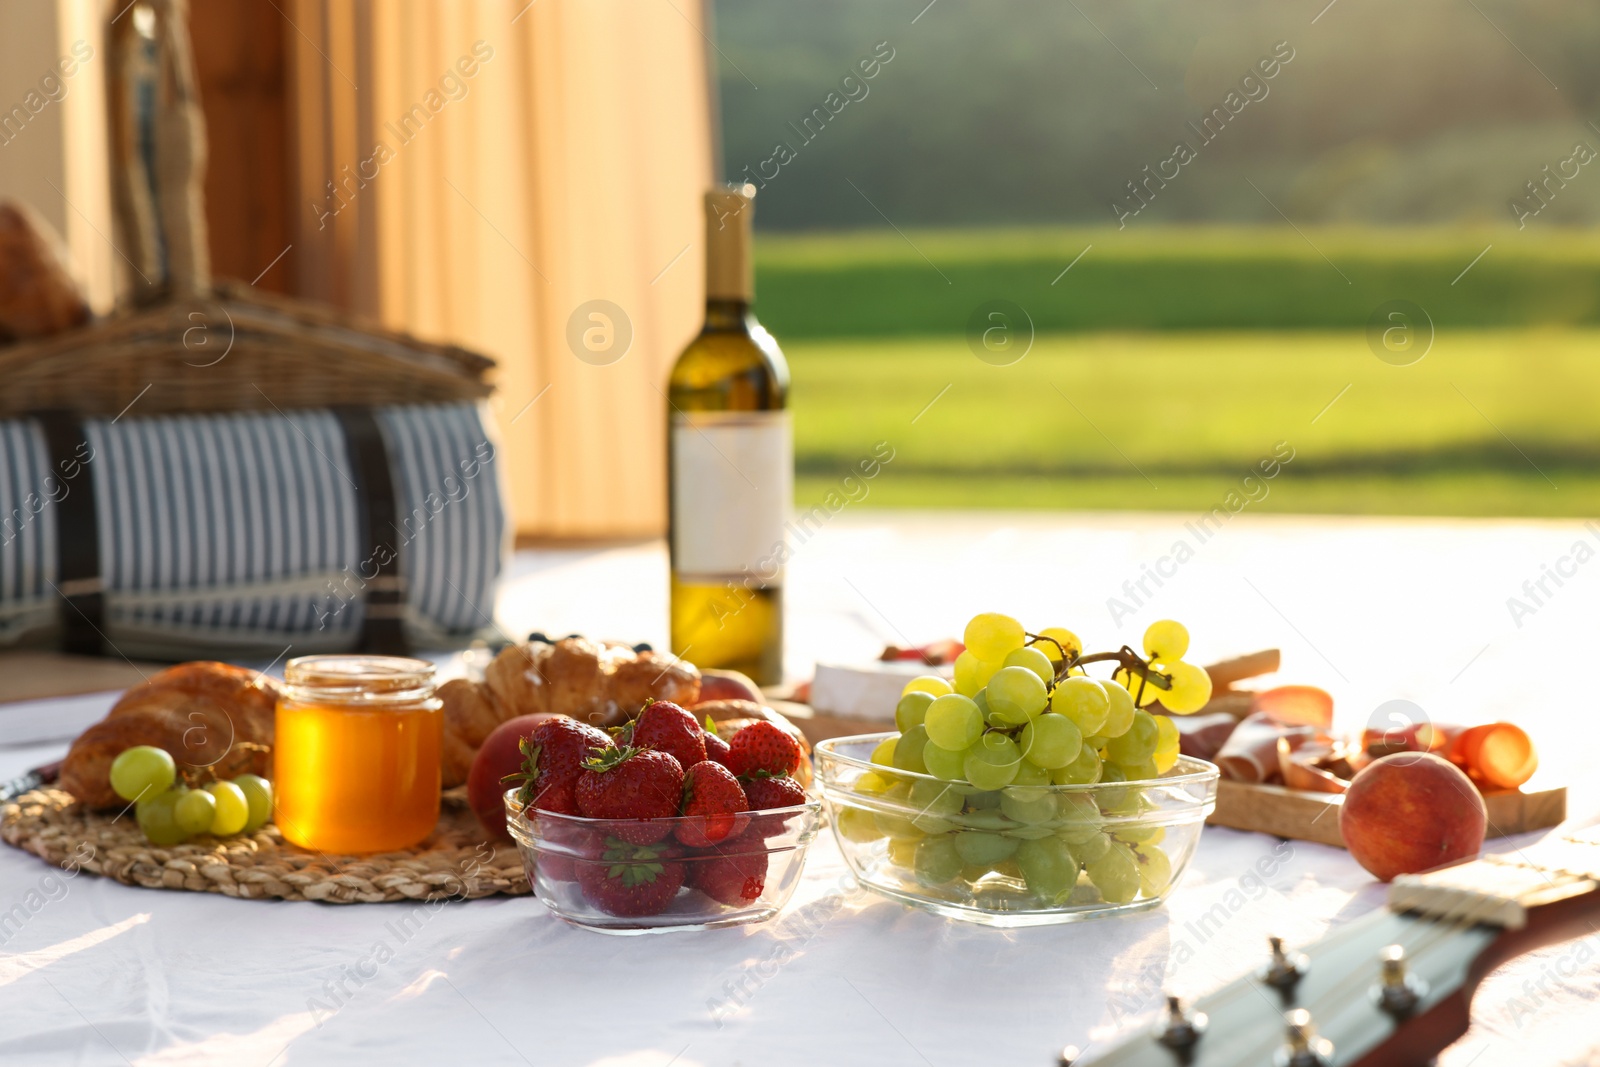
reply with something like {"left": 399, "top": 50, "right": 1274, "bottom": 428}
{"left": 0, "top": 0, "right": 507, "bottom": 660}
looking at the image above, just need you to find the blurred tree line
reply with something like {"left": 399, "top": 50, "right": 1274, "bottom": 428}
{"left": 713, "top": 0, "right": 1600, "bottom": 230}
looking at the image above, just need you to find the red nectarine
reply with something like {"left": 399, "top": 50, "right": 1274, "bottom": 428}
{"left": 468, "top": 712, "right": 563, "bottom": 840}
{"left": 1339, "top": 751, "right": 1486, "bottom": 882}
{"left": 694, "top": 669, "right": 764, "bottom": 706}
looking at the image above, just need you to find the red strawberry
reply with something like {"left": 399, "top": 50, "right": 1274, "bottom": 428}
{"left": 534, "top": 822, "right": 601, "bottom": 883}
{"left": 575, "top": 747, "right": 684, "bottom": 844}
{"left": 626, "top": 701, "right": 706, "bottom": 770}
{"left": 741, "top": 772, "right": 807, "bottom": 839}
{"left": 687, "top": 832, "right": 769, "bottom": 907}
{"left": 504, "top": 718, "right": 613, "bottom": 815}
{"left": 675, "top": 761, "right": 749, "bottom": 848}
{"left": 575, "top": 837, "right": 685, "bottom": 917}
{"left": 727, "top": 721, "right": 803, "bottom": 778}
{"left": 703, "top": 730, "right": 733, "bottom": 767}
{"left": 742, "top": 772, "right": 806, "bottom": 810}
{"left": 541, "top": 853, "right": 577, "bottom": 883}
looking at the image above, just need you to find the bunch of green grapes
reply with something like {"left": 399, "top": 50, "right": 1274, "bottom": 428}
{"left": 845, "top": 614, "right": 1210, "bottom": 905}
{"left": 887, "top": 615, "right": 1207, "bottom": 789}
{"left": 109, "top": 746, "right": 273, "bottom": 846}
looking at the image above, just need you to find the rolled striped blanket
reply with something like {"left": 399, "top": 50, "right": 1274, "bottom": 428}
{"left": 0, "top": 401, "right": 507, "bottom": 659}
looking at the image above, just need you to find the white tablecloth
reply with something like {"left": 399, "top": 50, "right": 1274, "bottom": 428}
{"left": 3, "top": 512, "right": 1599, "bottom": 1067}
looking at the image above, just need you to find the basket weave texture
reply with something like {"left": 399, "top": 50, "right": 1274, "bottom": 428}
{"left": 1, "top": 787, "right": 529, "bottom": 904}
{"left": 0, "top": 282, "right": 494, "bottom": 419}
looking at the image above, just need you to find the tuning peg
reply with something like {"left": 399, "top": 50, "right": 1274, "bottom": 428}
{"left": 1275, "top": 1008, "right": 1334, "bottom": 1067}
{"left": 1259, "top": 935, "right": 1309, "bottom": 993}
{"left": 1153, "top": 994, "right": 1207, "bottom": 1050}
{"left": 1371, "top": 944, "right": 1428, "bottom": 1016}
{"left": 1056, "top": 1045, "right": 1081, "bottom": 1067}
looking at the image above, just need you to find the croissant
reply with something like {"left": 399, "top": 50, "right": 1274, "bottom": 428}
{"left": 440, "top": 638, "right": 701, "bottom": 787}
{"left": 610, "top": 654, "right": 700, "bottom": 722}
{"left": 60, "top": 662, "right": 279, "bottom": 809}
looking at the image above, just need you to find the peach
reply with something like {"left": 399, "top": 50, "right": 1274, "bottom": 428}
{"left": 1340, "top": 751, "right": 1485, "bottom": 882}
{"left": 694, "top": 669, "right": 764, "bottom": 706}
{"left": 468, "top": 712, "right": 563, "bottom": 840}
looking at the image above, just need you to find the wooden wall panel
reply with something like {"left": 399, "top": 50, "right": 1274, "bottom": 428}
{"left": 189, "top": 0, "right": 293, "bottom": 292}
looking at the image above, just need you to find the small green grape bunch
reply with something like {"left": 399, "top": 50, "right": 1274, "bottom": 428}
{"left": 884, "top": 613, "right": 1213, "bottom": 788}
{"left": 108, "top": 746, "right": 273, "bottom": 847}
{"left": 1107, "top": 618, "right": 1214, "bottom": 716}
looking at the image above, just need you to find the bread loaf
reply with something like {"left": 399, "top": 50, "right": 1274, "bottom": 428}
{"left": 60, "top": 662, "right": 277, "bottom": 809}
{"left": 0, "top": 200, "right": 90, "bottom": 342}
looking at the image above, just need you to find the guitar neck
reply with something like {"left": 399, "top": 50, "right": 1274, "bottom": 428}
{"left": 1073, "top": 831, "right": 1600, "bottom": 1067}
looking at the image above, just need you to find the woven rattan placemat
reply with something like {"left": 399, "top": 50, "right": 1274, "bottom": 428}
{"left": 0, "top": 788, "right": 529, "bottom": 904}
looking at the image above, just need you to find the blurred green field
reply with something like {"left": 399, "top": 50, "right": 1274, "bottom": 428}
{"left": 756, "top": 227, "right": 1600, "bottom": 338}
{"left": 789, "top": 329, "right": 1600, "bottom": 517}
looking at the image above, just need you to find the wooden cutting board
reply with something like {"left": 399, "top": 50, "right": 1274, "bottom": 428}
{"left": 1207, "top": 779, "right": 1567, "bottom": 848}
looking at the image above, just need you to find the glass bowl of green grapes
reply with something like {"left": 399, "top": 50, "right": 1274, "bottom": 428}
{"left": 815, "top": 615, "right": 1220, "bottom": 927}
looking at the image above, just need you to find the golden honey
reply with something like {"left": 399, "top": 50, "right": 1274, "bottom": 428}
{"left": 274, "top": 656, "right": 442, "bottom": 853}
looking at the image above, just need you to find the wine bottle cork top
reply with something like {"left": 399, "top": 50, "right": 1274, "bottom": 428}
{"left": 704, "top": 184, "right": 755, "bottom": 302}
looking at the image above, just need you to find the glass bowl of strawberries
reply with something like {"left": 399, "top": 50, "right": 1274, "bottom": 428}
{"left": 503, "top": 703, "right": 822, "bottom": 933}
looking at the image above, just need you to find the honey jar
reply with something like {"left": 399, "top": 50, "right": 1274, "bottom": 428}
{"left": 274, "top": 655, "right": 443, "bottom": 853}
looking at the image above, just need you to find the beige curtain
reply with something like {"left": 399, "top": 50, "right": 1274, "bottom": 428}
{"left": 287, "top": 0, "right": 714, "bottom": 539}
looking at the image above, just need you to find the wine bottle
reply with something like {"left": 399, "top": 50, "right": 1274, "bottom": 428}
{"left": 667, "top": 184, "right": 791, "bottom": 686}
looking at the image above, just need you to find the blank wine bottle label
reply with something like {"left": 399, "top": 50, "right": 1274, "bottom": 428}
{"left": 671, "top": 411, "right": 792, "bottom": 579}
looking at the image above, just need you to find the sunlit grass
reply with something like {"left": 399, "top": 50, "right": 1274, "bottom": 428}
{"left": 756, "top": 226, "right": 1600, "bottom": 338}
{"left": 790, "top": 329, "right": 1598, "bottom": 517}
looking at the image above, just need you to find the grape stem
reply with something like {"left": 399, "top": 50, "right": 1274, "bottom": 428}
{"left": 1026, "top": 634, "right": 1171, "bottom": 693}
{"left": 1028, "top": 634, "right": 1071, "bottom": 662}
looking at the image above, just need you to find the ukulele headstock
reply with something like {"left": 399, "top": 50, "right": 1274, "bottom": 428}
{"left": 1065, "top": 834, "right": 1600, "bottom": 1067}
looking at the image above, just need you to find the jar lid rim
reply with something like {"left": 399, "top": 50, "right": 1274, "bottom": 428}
{"left": 283, "top": 655, "right": 437, "bottom": 699}
{"left": 285, "top": 654, "right": 436, "bottom": 677}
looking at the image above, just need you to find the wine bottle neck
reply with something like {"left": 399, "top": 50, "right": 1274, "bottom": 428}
{"left": 704, "top": 185, "right": 756, "bottom": 304}
{"left": 703, "top": 298, "right": 752, "bottom": 331}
